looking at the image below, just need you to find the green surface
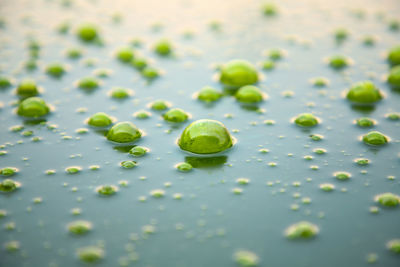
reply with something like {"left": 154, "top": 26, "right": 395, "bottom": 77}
{"left": 0, "top": 0, "right": 400, "bottom": 266}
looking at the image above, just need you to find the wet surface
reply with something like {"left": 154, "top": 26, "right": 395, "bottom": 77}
{"left": 0, "top": 0, "right": 399, "bottom": 266}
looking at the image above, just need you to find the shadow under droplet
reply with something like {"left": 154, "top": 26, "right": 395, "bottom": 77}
{"left": 240, "top": 104, "right": 260, "bottom": 112}
{"left": 23, "top": 118, "right": 47, "bottom": 125}
{"left": 391, "top": 86, "right": 400, "bottom": 94}
{"left": 223, "top": 86, "right": 239, "bottom": 96}
{"left": 350, "top": 104, "right": 375, "bottom": 114}
{"left": 168, "top": 123, "right": 186, "bottom": 130}
{"left": 185, "top": 156, "right": 227, "bottom": 169}
{"left": 79, "top": 88, "right": 98, "bottom": 95}
{"left": 94, "top": 129, "right": 108, "bottom": 137}
{"left": 113, "top": 145, "right": 135, "bottom": 153}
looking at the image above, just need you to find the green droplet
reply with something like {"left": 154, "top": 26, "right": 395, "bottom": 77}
{"left": 176, "top": 162, "right": 193, "bottom": 172}
{"left": 362, "top": 35, "right": 376, "bottom": 46}
{"left": 154, "top": 39, "right": 173, "bottom": 56}
{"left": 77, "top": 246, "right": 104, "bottom": 263}
{"left": 150, "top": 189, "right": 165, "bottom": 198}
{"left": 356, "top": 117, "right": 375, "bottom": 127}
{"left": 24, "top": 59, "right": 37, "bottom": 71}
{"left": 387, "top": 239, "right": 400, "bottom": 254}
{"left": 56, "top": 21, "right": 70, "bottom": 34}
{"left": 27, "top": 39, "right": 41, "bottom": 50}
{"left": 388, "top": 45, "right": 400, "bottom": 66}
{"left": 141, "top": 67, "right": 160, "bottom": 80}
{"left": 334, "top": 28, "right": 349, "bottom": 41}
{"left": 89, "top": 165, "right": 100, "bottom": 171}
{"left": 93, "top": 68, "right": 113, "bottom": 78}
{"left": 235, "top": 85, "right": 264, "bottom": 103}
{"left": 389, "top": 20, "right": 400, "bottom": 31}
{"left": 234, "top": 250, "right": 259, "bottom": 267}
{"left": 313, "top": 148, "right": 326, "bottom": 155}
{"left": 76, "top": 23, "right": 99, "bottom": 42}
{"left": 334, "top": 171, "right": 351, "bottom": 181}
{"left": 120, "top": 160, "right": 137, "bottom": 169}
{"left": 67, "top": 220, "right": 92, "bottom": 235}
{"left": 45, "top": 169, "right": 56, "bottom": 175}
{"left": 310, "top": 134, "right": 323, "bottom": 141}
{"left": 116, "top": 47, "right": 134, "bottom": 63}
{"left": 236, "top": 178, "right": 250, "bottom": 185}
{"left": 134, "top": 110, "right": 151, "bottom": 119}
{"left": 311, "top": 77, "right": 329, "bottom": 87}
{"left": 75, "top": 128, "right": 89, "bottom": 134}
{"left": 178, "top": 119, "right": 233, "bottom": 154}
{"left": 142, "top": 224, "right": 156, "bottom": 234}
{"left": 355, "top": 158, "right": 370, "bottom": 166}
{"left": 109, "top": 87, "right": 132, "bottom": 99}
{"left": 346, "top": 81, "right": 383, "bottom": 104}
{"left": 22, "top": 130, "right": 33, "bottom": 137}
{"left": 0, "top": 167, "right": 18, "bottom": 177}
{"left": 17, "top": 97, "right": 50, "bottom": 118}
{"left": 388, "top": 66, "right": 400, "bottom": 88}
{"left": 328, "top": 55, "right": 350, "bottom": 69}
{"left": 84, "top": 58, "right": 99, "bottom": 67}
{"left": 232, "top": 187, "right": 243, "bottom": 194}
{"left": 16, "top": 79, "right": 39, "bottom": 97}
{"left": 71, "top": 208, "right": 81, "bottom": 215}
{"left": 173, "top": 193, "right": 183, "bottom": 200}
{"left": 261, "top": 60, "right": 275, "bottom": 71}
{"left": 197, "top": 86, "right": 222, "bottom": 102}
{"left": 0, "top": 209, "right": 7, "bottom": 218}
{"left": 130, "top": 37, "right": 143, "bottom": 47}
{"left": 369, "top": 206, "right": 379, "bottom": 214}
{"left": 285, "top": 221, "right": 319, "bottom": 239}
{"left": 5, "top": 221, "right": 15, "bottom": 230}
{"left": 386, "top": 112, "right": 400, "bottom": 121}
{"left": 0, "top": 76, "right": 14, "bottom": 89}
{"left": 131, "top": 57, "right": 148, "bottom": 70}
{"left": 65, "top": 166, "right": 81, "bottom": 174}
{"left": 365, "top": 253, "right": 378, "bottom": 264}
{"left": 150, "top": 100, "right": 170, "bottom": 111}
{"left": 209, "top": 20, "right": 222, "bottom": 31}
{"left": 262, "top": 3, "right": 278, "bottom": 16}
{"left": 45, "top": 63, "right": 67, "bottom": 78}
{"left": 267, "top": 49, "right": 285, "bottom": 61}
{"left": 10, "top": 125, "right": 24, "bottom": 132}
{"left": 320, "top": 183, "right": 335, "bottom": 192}
{"left": 374, "top": 193, "right": 399, "bottom": 207}
{"left": 96, "top": 185, "right": 118, "bottom": 196}
{"left": 66, "top": 48, "right": 83, "bottom": 59}
{"left": 87, "top": 112, "right": 113, "bottom": 127}
{"left": 362, "top": 131, "right": 388, "bottom": 146}
{"left": 129, "top": 146, "right": 148, "bottom": 157}
{"left": 294, "top": 113, "right": 320, "bottom": 127}
{"left": 0, "top": 179, "right": 21, "bottom": 193}
{"left": 107, "top": 122, "right": 142, "bottom": 143}
{"left": 220, "top": 60, "right": 258, "bottom": 88}
{"left": 77, "top": 77, "right": 100, "bottom": 90}
{"left": 163, "top": 108, "right": 189, "bottom": 123}
{"left": 4, "top": 241, "right": 19, "bottom": 252}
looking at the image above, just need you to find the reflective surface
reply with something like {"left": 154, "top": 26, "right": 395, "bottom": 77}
{"left": 0, "top": 0, "right": 399, "bottom": 266}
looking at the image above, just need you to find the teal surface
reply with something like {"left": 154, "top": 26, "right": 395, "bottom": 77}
{"left": 0, "top": 0, "right": 400, "bottom": 266}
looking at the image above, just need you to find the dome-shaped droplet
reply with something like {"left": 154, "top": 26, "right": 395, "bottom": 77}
{"left": 106, "top": 122, "right": 141, "bottom": 143}
{"left": 17, "top": 97, "right": 50, "bottom": 118}
{"left": 219, "top": 60, "right": 258, "bottom": 88}
{"left": 346, "top": 81, "right": 383, "bottom": 104}
{"left": 178, "top": 119, "right": 233, "bottom": 154}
